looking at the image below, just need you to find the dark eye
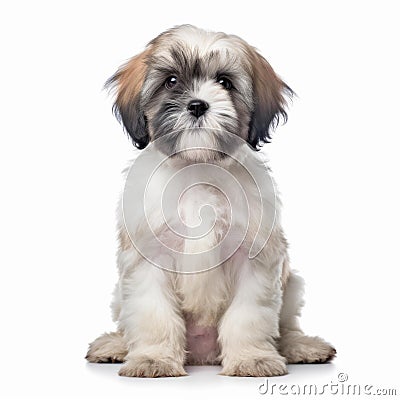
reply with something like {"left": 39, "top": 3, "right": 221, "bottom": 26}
{"left": 217, "top": 77, "right": 232, "bottom": 90}
{"left": 165, "top": 76, "right": 178, "bottom": 89}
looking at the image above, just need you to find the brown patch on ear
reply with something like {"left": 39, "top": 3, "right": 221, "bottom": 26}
{"left": 106, "top": 47, "right": 153, "bottom": 149}
{"left": 113, "top": 47, "right": 152, "bottom": 107}
{"left": 246, "top": 47, "right": 293, "bottom": 148}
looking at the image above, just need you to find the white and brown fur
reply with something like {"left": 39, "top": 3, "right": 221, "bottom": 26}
{"left": 86, "top": 25, "right": 336, "bottom": 377}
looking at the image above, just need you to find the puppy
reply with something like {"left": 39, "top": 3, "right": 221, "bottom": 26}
{"left": 86, "top": 25, "right": 335, "bottom": 377}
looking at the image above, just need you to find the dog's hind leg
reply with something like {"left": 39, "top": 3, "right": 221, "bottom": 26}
{"left": 278, "top": 268, "right": 336, "bottom": 364}
{"left": 86, "top": 331, "right": 128, "bottom": 363}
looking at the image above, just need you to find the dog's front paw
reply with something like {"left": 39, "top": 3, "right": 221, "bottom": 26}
{"left": 279, "top": 332, "right": 336, "bottom": 364}
{"left": 118, "top": 356, "right": 187, "bottom": 378}
{"left": 221, "top": 353, "right": 288, "bottom": 377}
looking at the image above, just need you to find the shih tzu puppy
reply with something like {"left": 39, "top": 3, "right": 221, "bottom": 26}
{"left": 86, "top": 25, "right": 335, "bottom": 377}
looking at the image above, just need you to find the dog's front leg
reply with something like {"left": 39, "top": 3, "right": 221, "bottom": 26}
{"left": 117, "top": 260, "right": 186, "bottom": 377}
{"left": 219, "top": 256, "right": 287, "bottom": 377}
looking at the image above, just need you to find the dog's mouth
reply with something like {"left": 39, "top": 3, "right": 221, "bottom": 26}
{"left": 172, "top": 114, "right": 208, "bottom": 131}
{"left": 184, "top": 125, "right": 215, "bottom": 134}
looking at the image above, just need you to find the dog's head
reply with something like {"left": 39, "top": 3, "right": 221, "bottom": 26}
{"left": 107, "top": 25, "right": 293, "bottom": 161}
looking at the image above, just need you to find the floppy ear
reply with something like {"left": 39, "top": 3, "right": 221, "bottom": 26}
{"left": 105, "top": 47, "right": 152, "bottom": 149}
{"left": 247, "top": 49, "right": 294, "bottom": 149}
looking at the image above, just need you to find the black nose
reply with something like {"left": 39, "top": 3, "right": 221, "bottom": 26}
{"left": 187, "top": 100, "right": 209, "bottom": 118}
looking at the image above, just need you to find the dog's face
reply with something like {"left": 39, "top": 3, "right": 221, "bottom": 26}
{"left": 107, "top": 25, "right": 292, "bottom": 161}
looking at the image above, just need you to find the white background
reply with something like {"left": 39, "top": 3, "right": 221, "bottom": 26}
{"left": 1, "top": 1, "right": 399, "bottom": 399}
